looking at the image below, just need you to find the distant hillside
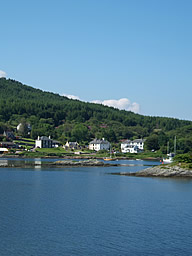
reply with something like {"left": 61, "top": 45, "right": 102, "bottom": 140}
{"left": 0, "top": 78, "right": 192, "bottom": 153}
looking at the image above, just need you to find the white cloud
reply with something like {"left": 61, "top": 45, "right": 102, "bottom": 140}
{"left": 62, "top": 94, "right": 80, "bottom": 100}
{"left": 62, "top": 93, "right": 140, "bottom": 113}
{"left": 0, "top": 70, "right": 6, "bottom": 78}
{"left": 91, "top": 98, "right": 140, "bottom": 113}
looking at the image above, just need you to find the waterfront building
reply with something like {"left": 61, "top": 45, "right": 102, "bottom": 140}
{"left": 89, "top": 138, "right": 110, "bottom": 151}
{"left": 35, "top": 136, "right": 53, "bottom": 148}
{"left": 121, "top": 139, "right": 145, "bottom": 153}
{"left": 64, "top": 141, "right": 79, "bottom": 150}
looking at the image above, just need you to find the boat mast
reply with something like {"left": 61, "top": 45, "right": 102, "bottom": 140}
{"left": 167, "top": 141, "right": 169, "bottom": 155}
{"left": 174, "top": 136, "right": 176, "bottom": 155}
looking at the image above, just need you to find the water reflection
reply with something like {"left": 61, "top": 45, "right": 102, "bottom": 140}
{"left": 0, "top": 159, "right": 8, "bottom": 166}
{"left": 34, "top": 158, "right": 42, "bottom": 168}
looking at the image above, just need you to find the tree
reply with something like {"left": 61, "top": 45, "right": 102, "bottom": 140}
{"left": 145, "top": 135, "right": 160, "bottom": 151}
{"left": 71, "top": 124, "right": 90, "bottom": 142}
{"left": 101, "top": 129, "right": 117, "bottom": 143}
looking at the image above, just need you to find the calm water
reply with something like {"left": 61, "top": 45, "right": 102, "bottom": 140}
{"left": 0, "top": 159, "right": 192, "bottom": 255}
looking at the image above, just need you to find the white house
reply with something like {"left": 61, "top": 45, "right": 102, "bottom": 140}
{"left": 0, "top": 148, "right": 9, "bottom": 154}
{"left": 35, "top": 136, "right": 53, "bottom": 148}
{"left": 121, "top": 139, "right": 145, "bottom": 153}
{"left": 89, "top": 138, "right": 110, "bottom": 151}
{"left": 132, "top": 139, "right": 145, "bottom": 150}
{"left": 64, "top": 141, "right": 79, "bottom": 150}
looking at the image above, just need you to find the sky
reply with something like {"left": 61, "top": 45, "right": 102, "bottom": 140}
{"left": 1, "top": 0, "right": 192, "bottom": 120}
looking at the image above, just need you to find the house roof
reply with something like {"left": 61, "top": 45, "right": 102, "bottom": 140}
{"left": 89, "top": 138, "right": 110, "bottom": 144}
{"left": 66, "top": 142, "right": 79, "bottom": 146}
{"left": 132, "top": 139, "right": 145, "bottom": 143}
{"left": 122, "top": 139, "right": 145, "bottom": 144}
{"left": 37, "top": 136, "right": 52, "bottom": 141}
{"left": 121, "top": 140, "right": 131, "bottom": 144}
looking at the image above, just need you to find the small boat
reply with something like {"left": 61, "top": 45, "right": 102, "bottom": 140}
{"left": 104, "top": 157, "right": 114, "bottom": 161}
{"left": 103, "top": 147, "right": 116, "bottom": 161}
{"left": 103, "top": 156, "right": 117, "bottom": 161}
{"left": 163, "top": 137, "right": 176, "bottom": 164}
{"left": 163, "top": 155, "right": 173, "bottom": 164}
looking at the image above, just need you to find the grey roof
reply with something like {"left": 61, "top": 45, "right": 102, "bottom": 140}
{"left": 122, "top": 139, "right": 145, "bottom": 144}
{"left": 68, "top": 142, "right": 78, "bottom": 145}
{"left": 37, "top": 136, "right": 52, "bottom": 141}
{"left": 89, "top": 138, "right": 110, "bottom": 144}
{"left": 121, "top": 140, "right": 131, "bottom": 144}
{"left": 132, "top": 139, "right": 145, "bottom": 143}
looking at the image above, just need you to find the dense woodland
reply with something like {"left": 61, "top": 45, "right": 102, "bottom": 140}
{"left": 0, "top": 78, "right": 192, "bottom": 153}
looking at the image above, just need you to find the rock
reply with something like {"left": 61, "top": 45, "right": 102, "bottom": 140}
{"left": 53, "top": 159, "right": 116, "bottom": 167}
{"left": 132, "top": 165, "right": 192, "bottom": 177}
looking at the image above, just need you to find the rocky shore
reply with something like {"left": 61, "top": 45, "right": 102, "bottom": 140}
{"left": 118, "top": 164, "right": 192, "bottom": 178}
{"left": 0, "top": 159, "right": 118, "bottom": 168}
{"left": 52, "top": 159, "right": 118, "bottom": 167}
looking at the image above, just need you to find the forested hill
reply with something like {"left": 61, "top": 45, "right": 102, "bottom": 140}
{"left": 0, "top": 78, "right": 192, "bottom": 152}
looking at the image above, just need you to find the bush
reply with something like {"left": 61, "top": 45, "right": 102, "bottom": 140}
{"left": 174, "top": 153, "right": 192, "bottom": 163}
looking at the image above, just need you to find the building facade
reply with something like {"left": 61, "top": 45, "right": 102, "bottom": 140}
{"left": 89, "top": 138, "right": 110, "bottom": 151}
{"left": 35, "top": 136, "right": 53, "bottom": 148}
{"left": 121, "top": 139, "right": 145, "bottom": 153}
{"left": 64, "top": 141, "right": 79, "bottom": 150}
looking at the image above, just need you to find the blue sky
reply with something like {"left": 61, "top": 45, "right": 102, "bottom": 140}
{"left": 1, "top": 0, "right": 192, "bottom": 120}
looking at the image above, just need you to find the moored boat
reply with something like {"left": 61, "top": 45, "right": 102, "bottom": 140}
{"left": 163, "top": 156, "right": 174, "bottom": 164}
{"left": 163, "top": 137, "right": 176, "bottom": 164}
{"left": 103, "top": 157, "right": 116, "bottom": 161}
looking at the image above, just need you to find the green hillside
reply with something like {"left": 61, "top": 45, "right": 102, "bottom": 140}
{"left": 0, "top": 78, "right": 192, "bottom": 153}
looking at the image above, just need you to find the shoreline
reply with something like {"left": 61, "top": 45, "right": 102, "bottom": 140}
{"left": 0, "top": 154, "right": 161, "bottom": 161}
{"left": 0, "top": 159, "right": 119, "bottom": 168}
{"left": 114, "top": 164, "right": 192, "bottom": 178}
{"left": 1, "top": 157, "right": 192, "bottom": 178}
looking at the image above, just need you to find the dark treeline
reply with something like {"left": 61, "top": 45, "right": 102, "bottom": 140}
{"left": 0, "top": 78, "right": 192, "bottom": 153}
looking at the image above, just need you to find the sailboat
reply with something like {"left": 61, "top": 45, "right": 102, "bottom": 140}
{"left": 163, "top": 137, "right": 176, "bottom": 164}
{"left": 103, "top": 147, "right": 116, "bottom": 161}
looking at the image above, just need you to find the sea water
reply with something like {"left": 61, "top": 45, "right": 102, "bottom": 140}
{"left": 0, "top": 159, "right": 192, "bottom": 255}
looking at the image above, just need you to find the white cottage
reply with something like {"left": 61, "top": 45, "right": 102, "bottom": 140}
{"left": 89, "top": 138, "right": 110, "bottom": 151}
{"left": 121, "top": 139, "right": 145, "bottom": 153}
{"left": 35, "top": 136, "right": 53, "bottom": 148}
{"left": 64, "top": 141, "right": 79, "bottom": 150}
